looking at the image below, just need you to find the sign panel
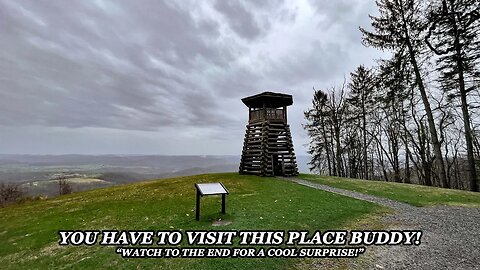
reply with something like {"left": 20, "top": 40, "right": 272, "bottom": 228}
{"left": 195, "top": 183, "right": 228, "bottom": 196}
{"left": 194, "top": 182, "right": 229, "bottom": 221}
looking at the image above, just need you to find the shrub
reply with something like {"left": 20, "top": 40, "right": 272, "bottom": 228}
{"left": 0, "top": 183, "right": 25, "bottom": 206}
{"left": 58, "top": 179, "right": 73, "bottom": 195}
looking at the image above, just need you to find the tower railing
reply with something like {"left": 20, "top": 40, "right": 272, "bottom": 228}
{"left": 249, "top": 108, "right": 284, "bottom": 123}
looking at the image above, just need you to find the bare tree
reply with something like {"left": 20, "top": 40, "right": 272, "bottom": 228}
{"left": 0, "top": 183, "right": 24, "bottom": 206}
{"left": 58, "top": 178, "right": 73, "bottom": 195}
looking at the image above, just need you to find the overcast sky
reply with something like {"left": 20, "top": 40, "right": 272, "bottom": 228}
{"left": 0, "top": 0, "right": 383, "bottom": 155}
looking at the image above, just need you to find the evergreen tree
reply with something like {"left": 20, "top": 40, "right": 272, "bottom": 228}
{"left": 425, "top": 0, "right": 480, "bottom": 191}
{"left": 360, "top": 0, "right": 450, "bottom": 188}
{"left": 304, "top": 90, "right": 334, "bottom": 174}
{"left": 346, "top": 65, "right": 376, "bottom": 179}
{"left": 376, "top": 54, "right": 414, "bottom": 183}
{"left": 304, "top": 85, "right": 348, "bottom": 177}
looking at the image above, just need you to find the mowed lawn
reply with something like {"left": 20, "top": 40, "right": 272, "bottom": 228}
{"left": 299, "top": 174, "right": 480, "bottom": 207}
{"left": 0, "top": 173, "right": 383, "bottom": 270}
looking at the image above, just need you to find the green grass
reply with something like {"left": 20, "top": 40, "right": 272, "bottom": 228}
{"left": 0, "top": 173, "right": 383, "bottom": 270}
{"left": 299, "top": 174, "right": 480, "bottom": 207}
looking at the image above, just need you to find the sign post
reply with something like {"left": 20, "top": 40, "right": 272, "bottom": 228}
{"left": 194, "top": 182, "right": 229, "bottom": 221}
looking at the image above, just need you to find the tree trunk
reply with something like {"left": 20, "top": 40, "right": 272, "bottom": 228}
{"left": 335, "top": 125, "right": 342, "bottom": 177}
{"left": 452, "top": 15, "right": 478, "bottom": 191}
{"left": 406, "top": 40, "right": 449, "bottom": 188}
{"left": 362, "top": 105, "right": 368, "bottom": 179}
{"left": 321, "top": 118, "right": 332, "bottom": 175}
{"left": 398, "top": 3, "right": 449, "bottom": 188}
{"left": 404, "top": 144, "right": 411, "bottom": 184}
{"left": 330, "top": 125, "right": 337, "bottom": 176}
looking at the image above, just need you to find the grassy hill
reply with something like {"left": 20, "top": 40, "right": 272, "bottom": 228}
{"left": 0, "top": 173, "right": 383, "bottom": 269}
{"left": 299, "top": 174, "right": 480, "bottom": 207}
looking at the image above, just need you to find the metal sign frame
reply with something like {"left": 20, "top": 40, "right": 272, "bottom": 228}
{"left": 194, "top": 182, "right": 229, "bottom": 221}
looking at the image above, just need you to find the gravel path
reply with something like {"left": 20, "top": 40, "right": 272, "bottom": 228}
{"left": 280, "top": 177, "right": 480, "bottom": 270}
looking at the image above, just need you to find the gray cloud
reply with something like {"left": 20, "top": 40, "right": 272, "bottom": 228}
{"left": 213, "top": 1, "right": 263, "bottom": 40}
{"left": 0, "top": 0, "right": 383, "bottom": 154}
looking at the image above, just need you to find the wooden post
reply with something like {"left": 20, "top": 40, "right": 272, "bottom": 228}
{"left": 196, "top": 189, "right": 200, "bottom": 221}
{"left": 263, "top": 103, "right": 266, "bottom": 121}
{"left": 271, "top": 156, "right": 275, "bottom": 176}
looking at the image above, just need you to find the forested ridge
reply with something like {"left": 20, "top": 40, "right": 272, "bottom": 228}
{"left": 305, "top": 0, "right": 480, "bottom": 191}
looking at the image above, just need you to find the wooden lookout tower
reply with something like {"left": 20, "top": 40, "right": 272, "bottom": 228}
{"left": 239, "top": 92, "right": 299, "bottom": 177}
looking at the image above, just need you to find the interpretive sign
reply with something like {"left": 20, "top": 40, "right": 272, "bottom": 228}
{"left": 194, "top": 183, "right": 229, "bottom": 221}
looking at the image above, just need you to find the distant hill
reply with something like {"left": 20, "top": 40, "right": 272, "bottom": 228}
{"left": 0, "top": 154, "right": 310, "bottom": 172}
{"left": 0, "top": 155, "right": 311, "bottom": 196}
{"left": 0, "top": 154, "right": 240, "bottom": 170}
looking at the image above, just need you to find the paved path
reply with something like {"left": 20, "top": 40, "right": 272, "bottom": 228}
{"left": 279, "top": 177, "right": 480, "bottom": 270}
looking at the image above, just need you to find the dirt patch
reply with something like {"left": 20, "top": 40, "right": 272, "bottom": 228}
{"left": 212, "top": 219, "right": 232, "bottom": 226}
{"left": 38, "top": 242, "right": 66, "bottom": 256}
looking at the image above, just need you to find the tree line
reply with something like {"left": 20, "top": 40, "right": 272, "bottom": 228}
{"left": 304, "top": 0, "right": 479, "bottom": 191}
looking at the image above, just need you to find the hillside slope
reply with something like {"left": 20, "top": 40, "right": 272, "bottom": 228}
{"left": 0, "top": 173, "right": 382, "bottom": 269}
{"left": 299, "top": 174, "right": 480, "bottom": 207}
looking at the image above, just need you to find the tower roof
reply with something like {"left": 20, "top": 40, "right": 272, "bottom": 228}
{"left": 241, "top": 91, "right": 293, "bottom": 108}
